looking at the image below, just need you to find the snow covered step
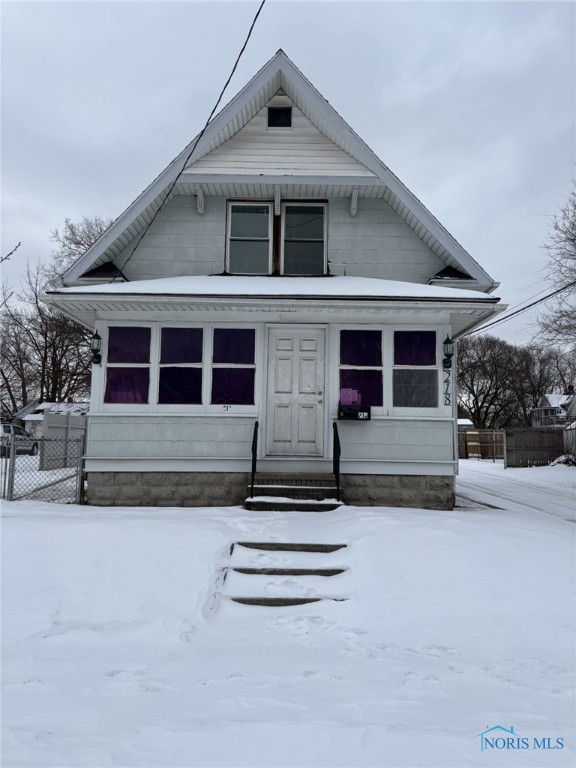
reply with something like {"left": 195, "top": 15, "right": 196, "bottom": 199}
{"left": 229, "top": 597, "right": 348, "bottom": 606}
{"left": 220, "top": 569, "right": 348, "bottom": 605}
{"left": 232, "top": 567, "right": 346, "bottom": 576}
{"left": 232, "top": 542, "right": 347, "bottom": 553}
{"left": 229, "top": 546, "right": 347, "bottom": 571}
{"left": 245, "top": 497, "right": 342, "bottom": 512}
{"left": 248, "top": 484, "right": 338, "bottom": 500}
{"left": 221, "top": 570, "right": 349, "bottom": 597}
{"left": 222, "top": 541, "right": 351, "bottom": 608}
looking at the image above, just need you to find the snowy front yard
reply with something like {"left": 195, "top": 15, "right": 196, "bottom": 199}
{"left": 2, "top": 462, "right": 574, "bottom": 767}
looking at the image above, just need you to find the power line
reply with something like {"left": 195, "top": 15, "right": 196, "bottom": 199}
{"left": 113, "top": 0, "right": 267, "bottom": 280}
{"left": 466, "top": 279, "right": 576, "bottom": 336}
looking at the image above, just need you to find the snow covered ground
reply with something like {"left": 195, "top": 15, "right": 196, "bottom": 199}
{"left": 2, "top": 461, "right": 574, "bottom": 767}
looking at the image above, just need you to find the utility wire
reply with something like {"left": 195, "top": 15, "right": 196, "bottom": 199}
{"left": 466, "top": 279, "right": 576, "bottom": 336}
{"left": 113, "top": 0, "right": 267, "bottom": 280}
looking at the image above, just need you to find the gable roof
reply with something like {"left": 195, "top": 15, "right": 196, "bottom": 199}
{"left": 62, "top": 50, "right": 498, "bottom": 292}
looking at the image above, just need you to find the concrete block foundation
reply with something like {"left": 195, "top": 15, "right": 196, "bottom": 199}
{"left": 87, "top": 471, "right": 455, "bottom": 509}
{"left": 341, "top": 474, "right": 455, "bottom": 510}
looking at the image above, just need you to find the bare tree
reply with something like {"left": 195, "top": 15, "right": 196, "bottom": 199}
{"left": 457, "top": 335, "right": 573, "bottom": 428}
{"left": 0, "top": 216, "right": 111, "bottom": 419}
{"left": 49, "top": 215, "right": 112, "bottom": 283}
{"left": 539, "top": 184, "right": 576, "bottom": 344}
{"left": 0, "top": 264, "right": 91, "bottom": 419}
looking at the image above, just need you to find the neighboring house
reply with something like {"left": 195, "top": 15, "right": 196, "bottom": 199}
{"left": 43, "top": 51, "right": 503, "bottom": 509}
{"left": 15, "top": 402, "right": 90, "bottom": 438}
{"left": 532, "top": 388, "right": 575, "bottom": 429}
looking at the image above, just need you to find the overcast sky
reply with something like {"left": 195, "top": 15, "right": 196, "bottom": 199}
{"left": 2, "top": 0, "right": 575, "bottom": 344}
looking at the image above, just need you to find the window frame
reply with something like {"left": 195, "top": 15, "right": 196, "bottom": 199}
{"left": 280, "top": 202, "right": 327, "bottom": 276}
{"left": 226, "top": 200, "right": 328, "bottom": 276}
{"left": 226, "top": 201, "right": 273, "bottom": 275}
{"left": 267, "top": 106, "right": 292, "bottom": 129}
{"left": 158, "top": 327, "right": 204, "bottom": 406}
{"left": 210, "top": 327, "right": 257, "bottom": 406}
{"left": 333, "top": 325, "right": 446, "bottom": 418}
{"left": 99, "top": 323, "right": 260, "bottom": 415}
{"left": 390, "top": 328, "right": 441, "bottom": 413}
{"left": 103, "top": 325, "right": 152, "bottom": 405}
{"left": 338, "top": 328, "right": 384, "bottom": 408}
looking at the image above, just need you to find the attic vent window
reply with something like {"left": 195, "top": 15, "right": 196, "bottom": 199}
{"left": 268, "top": 106, "right": 292, "bottom": 128}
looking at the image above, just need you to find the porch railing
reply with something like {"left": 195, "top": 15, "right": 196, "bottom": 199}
{"left": 250, "top": 420, "right": 259, "bottom": 498}
{"left": 332, "top": 422, "right": 341, "bottom": 501}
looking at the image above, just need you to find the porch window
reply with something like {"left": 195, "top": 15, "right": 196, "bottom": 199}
{"left": 227, "top": 203, "right": 272, "bottom": 274}
{"left": 211, "top": 328, "right": 256, "bottom": 405}
{"left": 393, "top": 331, "right": 438, "bottom": 407}
{"left": 339, "top": 330, "right": 383, "bottom": 407}
{"left": 104, "top": 326, "right": 151, "bottom": 403}
{"left": 158, "top": 327, "right": 203, "bottom": 404}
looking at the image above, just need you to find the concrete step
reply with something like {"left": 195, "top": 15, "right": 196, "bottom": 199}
{"left": 248, "top": 485, "right": 338, "bottom": 500}
{"left": 252, "top": 473, "right": 336, "bottom": 487}
{"left": 229, "top": 596, "right": 348, "bottom": 607}
{"left": 231, "top": 567, "right": 346, "bottom": 577}
{"left": 244, "top": 498, "right": 341, "bottom": 512}
{"left": 232, "top": 542, "right": 347, "bottom": 553}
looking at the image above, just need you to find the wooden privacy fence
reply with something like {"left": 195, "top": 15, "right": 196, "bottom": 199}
{"left": 458, "top": 429, "right": 504, "bottom": 460}
{"left": 504, "top": 428, "right": 566, "bottom": 468}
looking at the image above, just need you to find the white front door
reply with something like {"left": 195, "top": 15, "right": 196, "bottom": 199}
{"left": 266, "top": 328, "right": 325, "bottom": 456}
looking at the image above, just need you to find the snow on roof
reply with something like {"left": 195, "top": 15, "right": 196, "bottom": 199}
{"left": 544, "top": 394, "right": 573, "bottom": 409}
{"left": 50, "top": 275, "right": 497, "bottom": 301}
{"left": 25, "top": 402, "right": 89, "bottom": 418}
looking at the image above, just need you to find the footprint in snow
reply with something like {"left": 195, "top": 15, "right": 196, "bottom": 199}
{"left": 264, "top": 579, "right": 315, "bottom": 597}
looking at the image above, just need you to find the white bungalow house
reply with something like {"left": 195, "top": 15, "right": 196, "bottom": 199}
{"left": 43, "top": 51, "right": 503, "bottom": 509}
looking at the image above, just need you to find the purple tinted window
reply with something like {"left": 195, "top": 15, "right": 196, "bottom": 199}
{"left": 104, "top": 368, "right": 149, "bottom": 403}
{"left": 160, "top": 328, "right": 203, "bottom": 364}
{"left": 394, "top": 331, "right": 436, "bottom": 366}
{"left": 211, "top": 368, "right": 255, "bottom": 405}
{"left": 340, "top": 331, "right": 382, "bottom": 366}
{"left": 159, "top": 368, "right": 202, "bottom": 404}
{"left": 213, "top": 329, "right": 255, "bottom": 364}
{"left": 393, "top": 370, "right": 438, "bottom": 407}
{"left": 108, "top": 327, "right": 150, "bottom": 363}
{"left": 340, "top": 370, "right": 383, "bottom": 407}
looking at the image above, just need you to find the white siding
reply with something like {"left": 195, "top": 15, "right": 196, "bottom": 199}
{"left": 119, "top": 196, "right": 443, "bottom": 283}
{"left": 87, "top": 415, "right": 452, "bottom": 464}
{"left": 335, "top": 419, "right": 454, "bottom": 462}
{"left": 119, "top": 196, "right": 227, "bottom": 281}
{"left": 328, "top": 199, "right": 444, "bottom": 281}
{"left": 185, "top": 98, "right": 375, "bottom": 177}
{"left": 88, "top": 416, "right": 254, "bottom": 459}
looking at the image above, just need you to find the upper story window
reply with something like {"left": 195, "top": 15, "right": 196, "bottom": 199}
{"left": 268, "top": 106, "right": 292, "bottom": 128}
{"left": 282, "top": 204, "right": 325, "bottom": 275}
{"left": 228, "top": 203, "right": 272, "bottom": 275}
{"left": 227, "top": 201, "right": 326, "bottom": 276}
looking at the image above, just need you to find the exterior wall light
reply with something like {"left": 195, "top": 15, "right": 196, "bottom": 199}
{"left": 90, "top": 331, "right": 102, "bottom": 365}
{"left": 443, "top": 335, "right": 454, "bottom": 370}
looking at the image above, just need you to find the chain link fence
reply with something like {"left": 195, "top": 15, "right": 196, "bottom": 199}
{"left": 1, "top": 436, "right": 84, "bottom": 504}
